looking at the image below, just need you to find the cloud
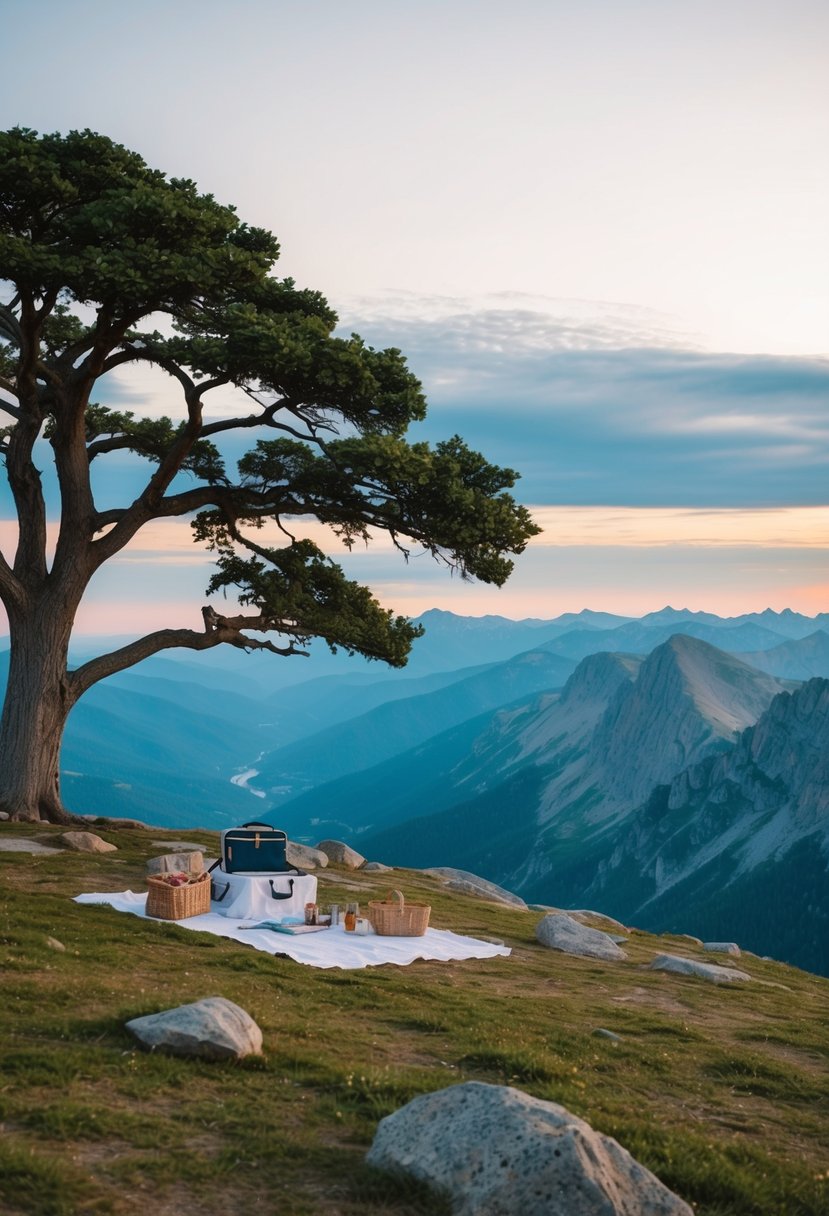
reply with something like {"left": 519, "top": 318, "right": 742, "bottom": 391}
{"left": 336, "top": 297, "right": 829, "bottom": 508}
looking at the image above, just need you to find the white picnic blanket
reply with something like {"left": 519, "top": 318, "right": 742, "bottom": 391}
{"left": 73, "top": 890, "right": 511, "bottom": 970}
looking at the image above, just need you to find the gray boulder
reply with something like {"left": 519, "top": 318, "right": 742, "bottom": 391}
{"left": 536, "top": 913, "right": 627, "bottom": 960}
{"left": 316, "top": 838, "right": 366, "bottom": 868}
{"left": 362, "top": 861, "right": 393, "bottom": 872}
{"left": 287, "top": 840, "right": 328, "bottom": 869}
{"left": 568, "top": 909, "right": 629, "bottom": 934}
{"left": 650, "top": 954, "right": 751, "bottom": 983}
{"left": 703, "top": 941, "right": 741, "bottom": 956}
{"left": 146, "top": 851, "right": 204, "bottom": 876}
{"left": 424, "top": 867, "right": 527, "bottom": 908}
{"left": 367, "top": 1081, "right": 692, "bottom": 1215}
{"left": 126, "top": 996, "right": 262, "bottom": 1060}
{"left": 0, "top": 837, "right": 63, "bottom": 854}
{"left": 59, "top": 831, "right": 117, "bottom": 854}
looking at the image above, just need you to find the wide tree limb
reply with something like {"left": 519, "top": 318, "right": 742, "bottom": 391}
{"left": 68, "top": 612, "right": 308, "bottom": 699}
{"left": 0, "top": 303, "right": 23, "bottom": 345}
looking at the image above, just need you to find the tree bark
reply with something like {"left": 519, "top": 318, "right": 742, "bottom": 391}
{"left": 0, "top": 601, "right": 80, "bottom": 824}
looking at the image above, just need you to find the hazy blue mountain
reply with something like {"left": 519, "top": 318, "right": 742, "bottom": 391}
{"left": 102, "top": 668, "right": 267, "bottom": 731}
{"left": 253, "top": 648, "right": 578, "bottom": 804}
{"left": 736, "top": 631, "right": 829, "bottom": 681}
{"left": 733, "top": 608, "right": 829, "bottom": 640}
{"left": 61, "top": 682, "right": 267, "bottom": 826}
{"left": 637, "top": 605, "right": 829, "bottom": 640}
{"left": 359, "top": 637, "right": 789, "bottom": 893}
{"left": 393, "top": 609, "right": 587, "bottom": 674}
{"left": 253, "top": 662, "right": 497, "bottom": 745}
{"left": 539, "top": 619, "right": 788, "bottom": 662}
{"left": 276, "top": 691, "right": 563, "bottom": 845}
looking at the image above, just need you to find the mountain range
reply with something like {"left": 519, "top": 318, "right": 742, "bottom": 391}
{"left": 2, "top": 605, "right": 827, "bottom": 973}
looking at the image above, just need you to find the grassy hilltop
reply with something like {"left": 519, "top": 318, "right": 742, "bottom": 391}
{"left": 1, "top": 822, "right": 828, "bottom": 1216}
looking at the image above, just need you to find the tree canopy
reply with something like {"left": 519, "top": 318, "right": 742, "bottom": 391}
{"left": 0, "top": 127, "right": 540, "bottom": 821}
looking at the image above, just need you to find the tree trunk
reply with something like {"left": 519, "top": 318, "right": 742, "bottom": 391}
{"left": 0, "top": 604, "right": 80, "bottom": 824}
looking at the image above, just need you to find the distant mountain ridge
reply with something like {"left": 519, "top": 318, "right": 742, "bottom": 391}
{"left": 254, "top": 647, "right": 578, "bottom": 802}
{"left": 2, "top": 606, "right": 827, "bottom": 975}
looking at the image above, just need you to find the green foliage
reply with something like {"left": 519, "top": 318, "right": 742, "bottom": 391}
{"left": 204, "top": 539, "right": 421, "bottom": 665}
{"left": 0, "top": 125, "right": 540, "bottom": 682}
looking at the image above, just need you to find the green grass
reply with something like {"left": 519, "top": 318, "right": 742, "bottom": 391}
{"left": 0, "top": 821, "right": 828, "bottom": 1215}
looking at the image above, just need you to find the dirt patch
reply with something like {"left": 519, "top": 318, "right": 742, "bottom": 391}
{"left": 610, "top": 986, "right": 692, "bottom": 1015}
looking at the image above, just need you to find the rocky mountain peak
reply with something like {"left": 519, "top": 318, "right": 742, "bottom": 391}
{"left": 514, "top": 651, "right": 642, "bottom": 765}
{"left": 745, "top": 678, "right": 829, "bottom": 829}
{"left": 592, "top": 635, "right": 787, "bottom": 810}
{"left": 559, "top": 650, "right": 642, "bottom": 708}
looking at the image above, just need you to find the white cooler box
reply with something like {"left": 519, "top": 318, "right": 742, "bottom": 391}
{"left": 210, "top": 870, "right": 317, "bottom": 920}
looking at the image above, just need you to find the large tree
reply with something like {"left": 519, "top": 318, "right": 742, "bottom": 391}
{"left": 0, "top": 127, "right": 539, "bottom": 824}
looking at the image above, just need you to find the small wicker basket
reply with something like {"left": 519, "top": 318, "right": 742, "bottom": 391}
{"left": 367, "top": 889, "right": 431, "bottom": 937}
{"left": 145, "top": 872, "right": 211, "bottom": 920}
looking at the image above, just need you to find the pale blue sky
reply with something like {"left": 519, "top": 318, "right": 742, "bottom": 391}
{"left": 1, "top": 0, "right": 827, "bottom": 628}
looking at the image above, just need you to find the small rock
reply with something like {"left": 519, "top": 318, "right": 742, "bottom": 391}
{"left": 366, "top": 1081, "right": 693, "bottom": 1215}
{"left": 650, "top": 954, "right": 751, "bottom": 983}
{"left": 316, "top": 839, "right": 366, "bottom": 869}
{"left": 287, "top": 841, "right": 328, "bottom": 869}
{"left": 703, "top": 941, "right": 741, "bottom": 956}
{"left": 0, "top": 811, "right": 9, "bottom": 821}
{"left": 125, "top": 996, "right": 263, "bottom": 1060}
{"left": 536, "top": 913, "right": 627, "bottom": 961}
{"left": 46, "top": 937, "right": 66, "bottom": 952}
{"left": 362, "top": 861, "right": 393, "bottom": 872}
{"left": 59, "top": 831, "right": 117, "bottom": 854}
{"left": 592, "top": 1028, "right": 622, "bottom": 1042}
{"left": 146, "top": 851, "right": 205, "bottom": 876}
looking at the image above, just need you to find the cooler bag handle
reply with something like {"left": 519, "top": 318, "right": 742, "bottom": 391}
{"left": 269, "top": 878, "right": 295, "bottom": 900}
{"left": 211, "top": 878, "right": 230, "bottom": 902}
{"left": 242, "top": 821, "right": 276, "bottom": 831}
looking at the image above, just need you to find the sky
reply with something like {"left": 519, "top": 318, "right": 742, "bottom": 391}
{"left": 1, "top": 0, "right": 828, "bottom": 633}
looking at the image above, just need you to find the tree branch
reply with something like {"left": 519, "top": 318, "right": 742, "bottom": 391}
{"left": 68, "top": 613, "right": 307, "bottom": 699}
{"left": 0, "top": 302, "right": 23, "bottom": 345}
{"left": 0, "top": 547, "right": 25, "bottom": 612}
{"left": 0, "top": 390, "right": 20, "bottom": 420}
{"left": 100, "top": 344, "right": 197, "bottom": 396}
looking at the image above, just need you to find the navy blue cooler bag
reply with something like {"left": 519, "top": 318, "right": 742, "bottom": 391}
{"left": 210, "top": 822, "right": 304, "bottom": 875}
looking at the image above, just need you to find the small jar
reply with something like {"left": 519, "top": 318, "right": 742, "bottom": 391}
{"left": 304, "top": 902, "right": 317, "bottom": 926}
{"left": 344, "top": 902, "right": 359, "bottom": 932}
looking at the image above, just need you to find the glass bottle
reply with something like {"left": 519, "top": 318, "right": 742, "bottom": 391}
{"left": 344, "top": 902, "right": 359, "bottom": 932}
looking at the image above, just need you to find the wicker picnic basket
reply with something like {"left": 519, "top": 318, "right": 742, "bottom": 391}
{"left": 145, "top": 872, "right": 211, "bottom": 920}
{"left": 367, "top": 889, "right": 431, "bottom": 937}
